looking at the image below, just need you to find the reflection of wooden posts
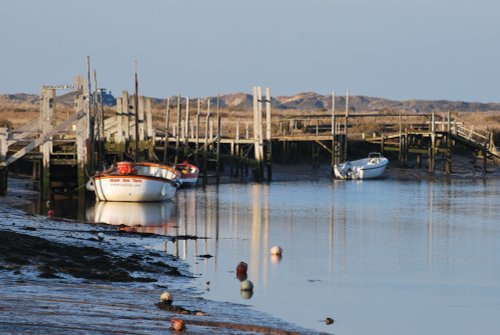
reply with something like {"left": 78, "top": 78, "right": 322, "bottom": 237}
{"left": 203, "top": 100, "right": 211, "bottom": 185}
{"left": 216, "top": 95, "right": 221, "bottom": 183}
{"left": 175, "top": 96, "right": 181, "bottom": 164}
{"left": 40, "top": 87, "right": 55, "bottom": 201}
{"left": 0, "top": 127, "right": 7, "bottom": 195}
{"left": 265, "top": 88, "right": 272, "bottom": 181}
{"left": 163, "top": 97, "right": 170, "bottom": 162}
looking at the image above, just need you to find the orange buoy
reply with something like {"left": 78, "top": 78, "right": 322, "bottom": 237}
{"left": 171, "top": 318, "right": 186, "bottom": 331}
{"left": 47, "top": 209, "right": 54, "bottom": 218}
{"left": 236, "top": 261, "right": 248, "bottom": 280}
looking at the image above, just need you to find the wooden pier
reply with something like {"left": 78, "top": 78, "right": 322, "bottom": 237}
{"left": 1, "top": 83, "right": 499, "bottom": 199}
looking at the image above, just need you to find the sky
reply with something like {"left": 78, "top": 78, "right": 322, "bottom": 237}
{"left": 1, "top": 0, "right": 500, "bottom": 102}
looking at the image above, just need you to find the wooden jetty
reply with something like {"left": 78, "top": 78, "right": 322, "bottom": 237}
{"left": 1, "top": 82, "right": 499, "bottom": 199}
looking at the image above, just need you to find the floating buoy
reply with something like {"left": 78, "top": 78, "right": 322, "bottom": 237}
{"left": 160, "top": 291, "right": 173, "bottom": 305}
{"left": 270, "top": 245, "right": 283, "bottom": 256}
{"left": 97, "top": 232, "right": 105, "bottom": 241}
{"left": 236, "top": 261, "right": 248, "bottom": 276}
{"left": 171, "top": 318, "right": 186, "bottom": 331}
{"left": 47, "top": 209, "right": 54, "bottom": 218}
{"left": 324, "top": 317, "right": 335, "bottom": 325}
{"left": 240, "top": 279, "right": 254, "bottom": 291}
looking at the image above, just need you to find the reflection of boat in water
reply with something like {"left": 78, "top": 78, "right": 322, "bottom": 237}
{"left": 86, "top": 162, "right": 181, "bottom": 202}
{"left": 88, "top": 201, "right": 175, "bottom": 234}
{"left": 334, "top": 152, "right": 389, "bottom": 180}
{"left": 175, "top": 161, "right": 199, "bottom": 187}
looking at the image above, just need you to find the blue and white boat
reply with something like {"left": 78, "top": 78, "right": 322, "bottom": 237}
{"left": 334, "top": 152, "right": 388, "bottom": 180}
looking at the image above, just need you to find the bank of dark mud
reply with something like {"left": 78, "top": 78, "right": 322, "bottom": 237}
{"left": 0, "top": 177, "right": 328, "bottom": 335}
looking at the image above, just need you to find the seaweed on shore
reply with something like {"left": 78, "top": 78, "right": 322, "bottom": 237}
{"left": 0, "top": 230, "right": 185, "bottom": 282}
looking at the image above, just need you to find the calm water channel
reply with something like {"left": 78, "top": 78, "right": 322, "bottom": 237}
{"left": 59, "top": 172, "right": 500, "bottom": 334}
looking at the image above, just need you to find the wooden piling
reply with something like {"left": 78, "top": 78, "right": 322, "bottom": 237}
{"left": 0, "top": 127, "right": 7, "bottom": 195}
{"left": 184, "top": 97, "right": 190, "bottom": 158}
{"left": 75, "top": 93, "right": 86, "bottom": 202}
{"left": 216, "top": 95, "right": 221, "bottom": 183}
{"left": 203, "top": 100, "right": 211, "bottom": 185}
{"left": 175, "top": 96, "right": 181, "bottom": 164}
{"left": 40, "top": 87, "right": 55, "bottom": 201}
{"left": 265, "top": 87, "right": 272, "bottom": 181}
{"left": 163, "top": 97, "right": 171, "bottom": 163}
{"left": 344, "top": 92, "right": 349, "bottom": 162}
{"left": 195, "top": 98, "right": 200, "bottom": 164}
{"left": 331, "top": 92, "right": 336, "bottom": 170}
{"left": 145, "top": 97, "right": 154, "bottom": 160}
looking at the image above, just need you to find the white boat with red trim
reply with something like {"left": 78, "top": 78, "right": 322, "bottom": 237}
{"left": 175, "top": 161, "right": 200, "bottom": 186}
{"left": 334, "top": 152, "right": 389, "bottom": 180}
{"left": 86, "top": 161, "right": 181, "bottom": 202}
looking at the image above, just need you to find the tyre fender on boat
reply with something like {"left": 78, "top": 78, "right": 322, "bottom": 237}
{"left": 86, "top": 179, "right": 95, "bottom": 192}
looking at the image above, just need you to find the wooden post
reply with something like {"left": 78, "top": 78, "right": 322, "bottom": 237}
{"left": 344, "top": 91, "right": 349, "bottom": 162}
{"left": 75, "top": 93, "right": 87, "bottom": 204}
{"left": 257, "top": 87, "right": 264, "bottom": 179}
{"left": 331, "top": 91, "right": 336, "bottom": 170}
{"left": 216, "top": 95, "right": 221, "bottom": 183}
{"left": 445, "top": 110, "right": 452, "bottom": 174}
{"left": 184, "top": 97, "right": 190, "bottom": 158}
{"left": 195, "top": 98, "right": 200, "bottom": 164}
{"left": 398, "top": 109, "right": 403, "bottom": 166}
{"left": 235, "top": 122, "right": 240, "bottom": 176}
{"left": 133, "top": 62, "right": 140, "bottom": 162}
{"left": 252, "top": 86, "right": 259, "bottom": 163}
{"left": 381, "top": 134, "right": 385, "bottom": 155}
{"left": 203, "top": 100, "right": 211, "bottom": 185}
{"left": 115, "top": 97, "right": 124, "bottom": 156}
{"left": 145, "top": 97, "right": 154, "bottom": 160}
{"left": 175, "top": 95, "right": 181, "bottom": 164}
{"left": 40, "top": 87, "right": 55, "bottom": 201}
{"left": 122, "top": 91, "right": 130, "bottom": 143}
{"left": 138, "top": 96, "right": 145, "bottom": 142}
{"left": 429, "top": 110, "right": 436, "bottom": 173}
{"left": 163, "top": 97, "right": 171, "bottom": 163}
{"left": 0, "top": 127, "right": 7, "bottom": 195}
{"left": 265, "top": 87, "right": 272, "bottom": 181}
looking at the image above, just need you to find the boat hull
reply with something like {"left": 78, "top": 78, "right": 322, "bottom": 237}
{"left": 334, "top": 154, "right": 389, "bottom": 180}
{"left": 93, "top": 175, "right": 177, "bottom": 202}
{"left": 175, "top": 162, "right": 200, "bottom": 186}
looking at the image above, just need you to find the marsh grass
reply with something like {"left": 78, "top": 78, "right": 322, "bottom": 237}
{"left": 2, "top": 100, "right": 500, "bottom": 144}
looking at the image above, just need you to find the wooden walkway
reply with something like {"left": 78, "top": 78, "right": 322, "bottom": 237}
{"left": 1, "top": 87, "right": 499, "bottom": 197}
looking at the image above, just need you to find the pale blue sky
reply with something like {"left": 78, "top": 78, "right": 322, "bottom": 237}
{"left": 1, "top": 0, "right": 499, "bottom": 102}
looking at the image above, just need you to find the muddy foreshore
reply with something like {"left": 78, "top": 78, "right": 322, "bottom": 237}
{"left": 0, "top": 176, "right": 328, "bottom": 335}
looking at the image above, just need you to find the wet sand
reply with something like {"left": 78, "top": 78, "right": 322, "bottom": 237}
{"left": 0, "top": 177, "right": 327, "bottom": 335}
